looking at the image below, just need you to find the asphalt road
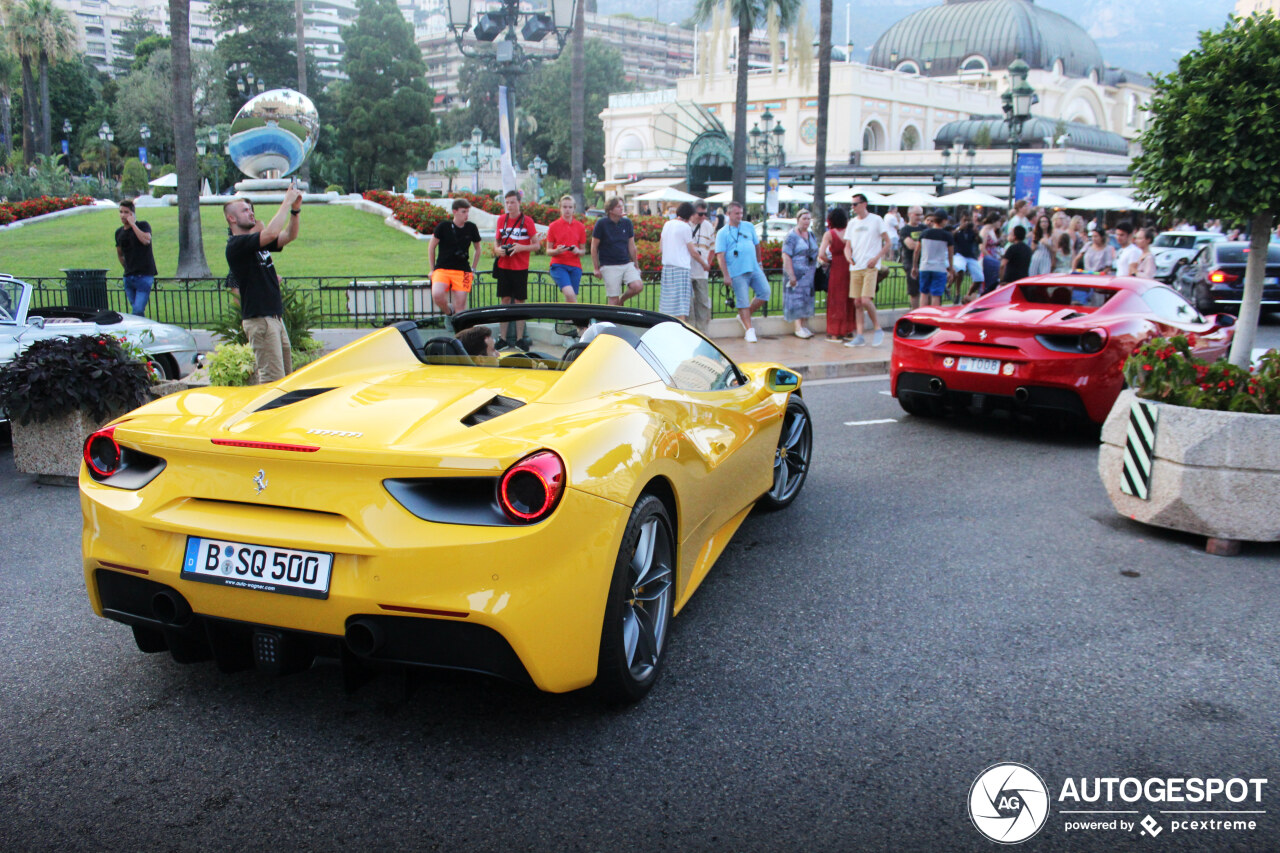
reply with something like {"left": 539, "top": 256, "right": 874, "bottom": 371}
{"left": 2, "top": 378, "right": 1279, "bottom": 852}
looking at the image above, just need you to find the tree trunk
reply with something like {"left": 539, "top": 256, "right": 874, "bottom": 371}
{"left": 20, "top": 56, "right": 35, "bottom": 164}
{"left": 169, "top": 0, "right": 212, "bottom": 277}
{"left": 38, "top": 50, "right": 50, "bottom": 156}
{"left": 1227, "top": 210, "right": 1273, "bottom": 368}
{"left": 813, "top": 0, "right": 831, "bottom": 238}
{"left": 732, "top": 23, "right": 751, "bottom": 205}
{"left": 295, "top": 0, "right": 310, "bottom": 188}
{"left": 1, "top": 92, "right": 11, "bottom": 159}
{"left": 569, "top": 0, "right": 585, "bottom": 212}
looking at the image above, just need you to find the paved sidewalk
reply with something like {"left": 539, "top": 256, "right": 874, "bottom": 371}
{"left": 708, "top": 309, "right": 904, "bottom": 380}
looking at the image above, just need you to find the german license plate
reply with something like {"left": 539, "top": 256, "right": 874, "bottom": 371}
{"left": 181, "top": 537, "right": 332, "bottom": 599}
{"left": 957, "top": 357, "right": 1001, "bottom": 375}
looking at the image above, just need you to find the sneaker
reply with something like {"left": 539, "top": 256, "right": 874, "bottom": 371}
{"left": 872, "top": 329, "right": 885, "bottom": 347}
{"left": 744, "top": 327, "right": 758, "bottom": 343}
{"left": 795, "top": 328, "right": 813, "bottom": 339}
{"left": 517, "top": 336, "right": 532, "bottom": 351}
{"left": 845, "top": 335, "right": 867, "bottom": 347}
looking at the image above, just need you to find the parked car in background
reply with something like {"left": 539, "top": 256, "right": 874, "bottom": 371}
{"left": 1151, "top": 230, "right": 1225, "bottom": 282}
{"left": 756, "top": 217, "right": 797, "bottom": 242}
{"left": 1174, "top": 241, "right": 1280, "bottom": 315}
{"left": 0, "top": 274, "right": 198, "bottom": 381}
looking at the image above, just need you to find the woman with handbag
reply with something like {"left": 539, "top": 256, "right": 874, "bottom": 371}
{"left": 818, "top": 207, "right": 853, "bottom": 342}
{"left": 781, "top": 210, "right": 818, "bottom": 338}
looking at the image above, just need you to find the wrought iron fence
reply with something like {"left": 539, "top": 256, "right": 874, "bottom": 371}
{"left": 25, "top": 266, "right": 913, "bottom": 330}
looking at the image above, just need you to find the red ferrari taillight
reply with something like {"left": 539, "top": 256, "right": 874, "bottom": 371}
{"left": 498, "top": 451, "right": 565, "bottom": 523}
{"left": 1208, "top": 269, "right": 1239, "bottom": 284}
{"left": 84, "top": 426, "right": 122, "bottom": 477}
{"left": 1080, "top": 328, "right": 1109, "bottom": 354}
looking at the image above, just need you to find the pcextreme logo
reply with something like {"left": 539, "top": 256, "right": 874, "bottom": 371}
{"left": 969, "top": 764, "right": 1269, "bottom": 844}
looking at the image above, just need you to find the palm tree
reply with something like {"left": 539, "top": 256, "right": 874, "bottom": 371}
{"left": 1, "top": 0, "right": 41, "bottom": 163}
{"left": 442, "top": 164, "right": 459, "bottom": 194}
{"left": 813, "top": 0, "right": 831, "bottom": 236}
{"left": 0, "top": 49, "right": 15, "bottom": 159}
{"left": 693, "top": 0, "right": 802, "bottom": 205}
{"left": 169, "top": 0, "right": 211, "bottom": 276}
{"left": 569, "top": 0, "right": 586, "bottom": 212}
{"left": 32, "top": 0, "right": 76, "bottom": 156}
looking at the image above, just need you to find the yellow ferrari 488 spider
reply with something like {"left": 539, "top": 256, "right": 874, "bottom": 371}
{"left": 80, "top": 304, "right": 812, "bottom": 702}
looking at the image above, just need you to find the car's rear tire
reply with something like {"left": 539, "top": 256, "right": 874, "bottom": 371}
{"left": 151, "top": 354, "right": 179, "bottom": 381}
{"left": 758, "top": 395, "right": 812, "bottom": 510}
{"left": 595, "top": 495, "right": 674, "bottom": 704}
{"left": 1194, "top": 283, "right": 1216, "bottom": 316}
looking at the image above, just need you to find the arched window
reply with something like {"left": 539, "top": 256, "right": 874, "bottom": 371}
{"left": 894, "top": 61, "right": 920, "bottom": 75}
{"left": 862, "top": 121, "right": 885, "bottom": 151}
{"left": 617, "top": 133, "right": 645, "bottom": 159}
{"left": 960, "top": 55, "right": 988, "bottom": 74}
{"left": 900, "top": 125, "right": 920, "bottom": 151}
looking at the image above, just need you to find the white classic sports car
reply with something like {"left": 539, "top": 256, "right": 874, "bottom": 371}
{"left": 1, "top": 274, "right": 199, "bottom": 380}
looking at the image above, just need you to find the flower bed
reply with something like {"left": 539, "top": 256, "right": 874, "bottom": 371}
{"left": 361, "top": 190, "right": 449, "bottom": 235}
{"left": 0, "top": 194, "right": 96, "bottom": 226}
{"left": 1123, "top": 335, "right": 1279, "bottom": 414}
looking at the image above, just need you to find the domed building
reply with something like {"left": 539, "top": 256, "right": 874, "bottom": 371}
{"left": 597, "top": 0, "right": 1153, "bottom": 205}
{"left": 868, "top": 0, "right": 1104, "bottom": 79}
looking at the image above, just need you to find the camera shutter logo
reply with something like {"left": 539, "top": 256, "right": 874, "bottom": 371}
{"left": 969, "top": 763, "right": 1050, "bottom": 844}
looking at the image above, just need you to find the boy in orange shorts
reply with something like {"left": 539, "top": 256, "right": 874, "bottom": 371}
{"left": 429, "top": 198, "right": 483, "bottom": 315}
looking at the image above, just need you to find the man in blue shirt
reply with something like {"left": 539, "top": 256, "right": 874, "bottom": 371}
{"left": 714, "top": 201, "right": 770, "bottom": 342}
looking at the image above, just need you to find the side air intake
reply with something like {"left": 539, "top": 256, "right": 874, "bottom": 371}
{"left": 254, "top": 388, "right": 337, "bottom": 412}
{"left": 462, "top": 395, "right": 525, "bottom": 426}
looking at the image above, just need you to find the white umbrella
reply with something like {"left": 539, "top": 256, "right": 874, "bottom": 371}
{"left": 826, "top": 186, "right": 891, "bottom": 205}
{"left": 883, "top": 189, "right": 938, "bottom": 207}
{"left": 776, "top": 185, "right": 813, "bottom": 203}
{"left": 634, "top": 186, "right": 702, "bottom": 203}
{"left": 147, "top": 172, "right": 178, "bottom": 187}
{"left": 1065, "top": 190, "right": 1151, "bottom": 211}
{"left": 704, "top": 188, "right": 764, "bottom": 204}
{"left": 936, "top": 188, "right": 1006, "bottom": 207}
{"left": 1036, "top": 190, "right": 1073, "bottom": 207}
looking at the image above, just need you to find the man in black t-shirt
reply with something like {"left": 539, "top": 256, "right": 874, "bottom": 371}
{"left": 1000, "top": 225, "right": 1033, "bottom": 284}
{"left": 428, "top": 198, "right": 483, "bottom": 316}
{"left": 224, "top": 186, "right": 302, "bottom": 384}
{"left": 115, "top": 199, "right": 157, "bottom": 315}
{"left": 898, "top": 206, "right": 926, "bottom": 309}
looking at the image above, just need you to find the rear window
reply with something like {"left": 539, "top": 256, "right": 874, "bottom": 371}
{"left": 1154, "top": 234, "right": 1197, "bottom": 250}
{"left": 1215, "top": 244, "right": 1280, "bottom": 264}
{"left": 1015, "top": 283, "right": 1117, "bottom": 308}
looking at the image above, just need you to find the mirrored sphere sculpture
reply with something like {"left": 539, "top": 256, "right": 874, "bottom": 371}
{"left": 228, "top": 89, "right": 320, "bottom": 179}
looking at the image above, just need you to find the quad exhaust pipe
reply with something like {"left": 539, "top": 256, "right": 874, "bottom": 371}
{"left": 1015, "top": 387, "right": 1030, "bottom": 403}
{"left": 928, "top": 377, "right": 944, "bottom": 393}
{"left": 151, "top": 590, "right": 192, "bottom": 626}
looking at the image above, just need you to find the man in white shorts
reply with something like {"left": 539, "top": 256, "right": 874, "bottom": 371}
{"left": 591, "top": 197, "right": 643, "bottom": 305}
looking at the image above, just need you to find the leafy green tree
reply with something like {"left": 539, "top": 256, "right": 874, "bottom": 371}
{"left": 113, "top": 9, "right": 158, "bottom": 75}
{"left": 120, "top": 155, "right": 148, "bottom": 194}
{"left": 441, "top": 57, "right": 502, "bottom": 146}
{"left": 333, "top": 0, "right": 435, "bottom": 190}
{"left": 3, "top": 0, "right": 43, "bottom": 162}
{"left": 693, "top": 0, "right": 803, "bottom": 204}
{"left": 0, "top": 49, "right": 18, "bottom": 159}
{"left": 520, "top": 38, "right": 623, "bottom": 179}
{"left": 131, "top": 35, "right": 171, "bottom": 72}
{"left": 1132, "top": 13, "right": 1280, "bottom": 366}
{"left": 211, "top": 0, "right": 297, "bottom": 98}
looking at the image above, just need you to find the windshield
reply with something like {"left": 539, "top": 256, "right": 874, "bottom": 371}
{"left": 0, "top": 279, "right": 21, "bottom": 323}
{"left": 413, "top": 311, "right": 743, "bottom": 389}
{"left": 1015, "top": 283, "right": 1117, "bottom": 309}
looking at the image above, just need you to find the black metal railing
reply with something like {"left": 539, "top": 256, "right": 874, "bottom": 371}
{"left": 24, "top": 267, "right": 912, "bottom": 330}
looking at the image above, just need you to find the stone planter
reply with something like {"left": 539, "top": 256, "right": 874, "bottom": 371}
{"left": 11, "top": 409, "right": 114, "bottom": 482}
{"left": 1099, "top": 389, "right": 1280, "bottom": 549}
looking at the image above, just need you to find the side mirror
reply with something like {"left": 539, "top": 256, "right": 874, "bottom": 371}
{"left": 1212, "top": 313, "right": 1237, "bottom": 328}
{"left": 28, "top": 315, "right": 45, "bottom": 329}
{"left": 766, "top": 367, "right": 801, "bottom": 393}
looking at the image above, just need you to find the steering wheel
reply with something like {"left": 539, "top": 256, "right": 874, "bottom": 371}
{"left": 559, "top": 342, "right": 591, "bottom": 369}
{"left": 500, "top": 351, "right": 552, "bottom": 368}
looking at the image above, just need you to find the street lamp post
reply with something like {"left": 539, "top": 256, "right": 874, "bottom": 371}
{"left": 530, "top": 155, "right": 547, "bottom": 201}
{"left": 98, "top": 121, "right": 114, "bottom": 183}
{"left": 583, "top": 168, "right": 596, "bottom": 207}
{"left": 446, "top": 0, "right": 578, "bottom": 168}
{"left": 460, "top": 126, "right": 495, "bottom": 193}
{"left": 237, "top": 70, "right": 266, "bottom": 98}
{"left": 748, "top": 108, "right": 786, "bottom": 211}
{"left": 139, "top": 123, "right": 150, "bottom": 171}
{"left": 1002, "top": 57, "right": 1035, "bottom": 210}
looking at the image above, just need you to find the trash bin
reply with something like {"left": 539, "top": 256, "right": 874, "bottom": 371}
{"left": 62, "top": 269, "right": 110, "bottom": 311}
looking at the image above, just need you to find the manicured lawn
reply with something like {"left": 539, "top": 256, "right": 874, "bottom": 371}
{"left": 0, "top": 204, "right": 558, "bottom": 278}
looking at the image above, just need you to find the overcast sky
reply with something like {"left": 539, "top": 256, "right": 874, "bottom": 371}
{"left": 603, "top": 0, "right": 1239, "bottom": 75}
